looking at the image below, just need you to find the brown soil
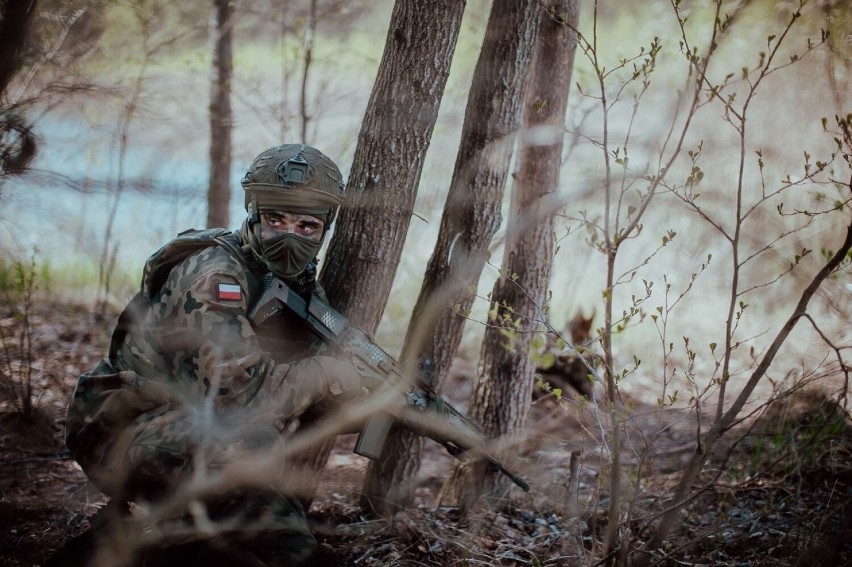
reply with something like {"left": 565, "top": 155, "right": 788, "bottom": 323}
{"left": 1, "top": 300, "right": 850, "bottom": 566}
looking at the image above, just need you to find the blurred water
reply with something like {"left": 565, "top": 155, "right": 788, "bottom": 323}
{"left": 0, "top": 115, "right": 249, "bottom": 270}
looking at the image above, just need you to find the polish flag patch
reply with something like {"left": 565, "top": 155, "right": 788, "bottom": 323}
{"left": 217, "top": 283, "right": 242, "bottom": 301}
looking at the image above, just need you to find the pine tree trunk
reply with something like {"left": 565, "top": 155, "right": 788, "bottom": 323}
{"left": 207, "top": 0, "right": 233, "bottom": 229}
{"left": 441, "top": 0, "right": 581, "bottom": 509}
{"left": 361, "top": 0, "right": 546, "bottom": 515}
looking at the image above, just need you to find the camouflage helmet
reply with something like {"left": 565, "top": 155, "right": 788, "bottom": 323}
{"left": 241, "top": 144, "right": 346, "bottom": 228}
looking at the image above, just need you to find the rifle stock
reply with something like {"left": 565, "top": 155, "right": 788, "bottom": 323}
{"left": 248, "top": 276, "right": 531, "bottom": 492}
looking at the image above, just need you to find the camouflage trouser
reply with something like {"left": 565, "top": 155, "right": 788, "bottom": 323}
{"left": 66, "top": 361, "right": 316, "bottom": 564}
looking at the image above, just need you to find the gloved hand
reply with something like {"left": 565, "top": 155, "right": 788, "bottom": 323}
{"left": 298, "top": 355, "right": 390, "bottom": 434}
{"left": 264, "top": 354, "right": 379, "bottom": 422}
{"left": 267, "top": 355, "right": 368, "bottom": 420}
{"left": 310, "top": 355, "right": 370, "bottom": 398}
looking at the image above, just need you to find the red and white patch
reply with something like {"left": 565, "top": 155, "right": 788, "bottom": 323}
{"left": 216, "top": 283, "right": 242, "bottom": 301}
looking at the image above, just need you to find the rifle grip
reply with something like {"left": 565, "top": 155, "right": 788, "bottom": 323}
{"left": 354, "top": 414, "right": 394, "bottom": 460}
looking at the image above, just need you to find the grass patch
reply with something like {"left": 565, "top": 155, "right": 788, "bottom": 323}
{"left": 0, "top": 255, "right": 138, "bottom": 308}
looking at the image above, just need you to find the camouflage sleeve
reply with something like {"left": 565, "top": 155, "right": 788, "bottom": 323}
{"left": 153, "top": 247, "right": 359, "bottom": 420}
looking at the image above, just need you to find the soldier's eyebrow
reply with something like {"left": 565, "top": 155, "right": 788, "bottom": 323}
{"left": 263, "top": 212, "right": 286, "bottom": 222}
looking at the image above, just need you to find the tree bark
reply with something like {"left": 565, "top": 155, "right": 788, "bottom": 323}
{"left": 320, "top": 0, "right": 465, "bottom": 332}
{"left": 440, "top": 0, "right": 580, "bottom": 509}
{"left": 305, "top": 0, "right": 466, "bottom": 504}
{"left": 206, "top": 0, "right": 233, "bottom": 229}
{"left": 361, "top": 0, "right": 546, "bottom": 515}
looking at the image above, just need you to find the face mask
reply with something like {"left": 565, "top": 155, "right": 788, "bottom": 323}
{"left": 259, "top": 232, "right": 322, "bottom": 280}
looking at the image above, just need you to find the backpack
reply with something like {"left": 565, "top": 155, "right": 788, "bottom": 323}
{"left": 140, "top": 227, "right": 262, "bottom": 300}
{"left": 107, "top": 228, "right": 264, "bottom": 362}
{"left": 108, "top": 227, "right": 323, "bottom": 362}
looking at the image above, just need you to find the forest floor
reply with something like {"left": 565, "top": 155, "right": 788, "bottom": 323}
{"left": 1, "top": 299, "right": 851, "bottom": 566}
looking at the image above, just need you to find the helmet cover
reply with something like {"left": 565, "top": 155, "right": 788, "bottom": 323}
{"left": 241, "top": 144, "right": 345, "bottom": 226}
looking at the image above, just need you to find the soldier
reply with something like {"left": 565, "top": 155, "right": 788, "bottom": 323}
{"left": 60, "top": 144, "right": 364, "bottom": 566}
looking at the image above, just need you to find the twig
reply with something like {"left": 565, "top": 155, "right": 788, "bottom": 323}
{"left": 3, "top": 451, "right": 72, "bottom": 464}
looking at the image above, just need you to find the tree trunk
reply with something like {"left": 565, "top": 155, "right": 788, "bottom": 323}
{"left": 207, "top": 0, "right": 233, "bottom": 229}
{"left": 305, "top": 0, "right": 466, "bottom": 503}
{"left": 440, "top": 0, "right": 581, "bottom": 510}
{"left": 361, "top": 0, "right": 545, "bottom": 515}
{"left": 0, "top": 0, "right": 38, "bottom": 178}
{"left": 0, "top": 0, "right": 36, "bottom": 95}
{"left": 320, "top": 0, "right": 465, "bottom": 331}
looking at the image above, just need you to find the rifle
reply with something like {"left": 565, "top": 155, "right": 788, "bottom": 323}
{"left": 248, "top": 276, "right": 531, "bottom": 492}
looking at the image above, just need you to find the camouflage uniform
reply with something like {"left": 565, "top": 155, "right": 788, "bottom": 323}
{"left": 66, "top": 147, "right": 355, "bottom": 565}
{"left": 65, "top": 144, "right": 350, "bottom": 561}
